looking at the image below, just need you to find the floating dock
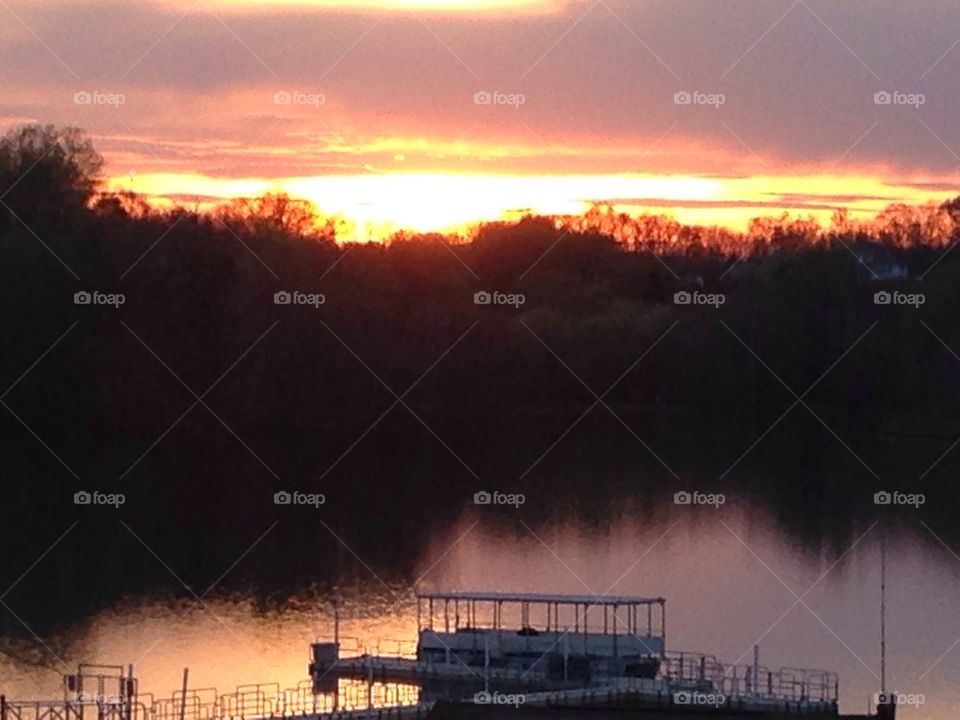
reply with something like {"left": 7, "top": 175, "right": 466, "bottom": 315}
{"left": 1, "top": 591, "right": 897, "bottom": 720}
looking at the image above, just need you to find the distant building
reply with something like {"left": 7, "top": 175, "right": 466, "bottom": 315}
{"left": 680, "top": 273, "right": 704, "bottom": 289}
{"left": 853, "top": 241, "right": 908, "bottom": 281}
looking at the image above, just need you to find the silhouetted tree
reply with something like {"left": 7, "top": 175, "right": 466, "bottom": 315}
{"left": 1, "top": 124, "right": 958, "bottom": 629}
{"left": 0, "top": 124, "right": 102, "bottom": 225}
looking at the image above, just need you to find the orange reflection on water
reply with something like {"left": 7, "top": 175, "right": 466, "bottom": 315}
{"left": 0, "top": 590, "right": 417, "bottom": 703}
{"left": 4, "top": 509, "right": 960, "bottom": 718}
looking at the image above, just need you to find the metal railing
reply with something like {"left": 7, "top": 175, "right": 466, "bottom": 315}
{"left": 368, "top": 640, "right": 416, "bottom": 660}
{"left": 659, "top": 651, "right": 838, "bottom": 705}
{"left": 1, "top": 681, "right": 423, "bottom": 720}
{"left": 0, "top": 700, "right": 152, "bottom": 720}
{"left": 660, "top": 651, "right": 725, "bottom": 687}
{"left": 313, "top": 638, "right": 415, "bottom": 661}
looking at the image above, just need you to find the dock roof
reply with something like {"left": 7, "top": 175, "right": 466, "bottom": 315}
{"left": 416, "top": 591, "right": 664, "bottom": 606}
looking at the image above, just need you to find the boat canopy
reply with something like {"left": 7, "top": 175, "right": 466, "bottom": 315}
{"left": 415, "top": 590, "right": 666, "bottom": 648}
{"left": 416, "top": 591, "right": 664, "bottom": 606}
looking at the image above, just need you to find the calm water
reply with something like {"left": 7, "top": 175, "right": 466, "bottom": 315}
{"left": 2, "top": 504, "right": 958, "bottom": 718}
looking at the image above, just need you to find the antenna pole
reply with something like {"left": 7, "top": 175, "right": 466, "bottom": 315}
{"left": 881, "top": 526, "right": 887, "bottom": 694}
{"left": 178, "top": 668, "right": 188, "bottom": 720}
{"left": 753, "top": 645, "right": 760, "bottom": 699}
{"left": 484, "top": 632, "right": 490, "bottom": 695}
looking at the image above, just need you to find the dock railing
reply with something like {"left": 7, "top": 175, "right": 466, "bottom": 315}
{"left": 660, "top": 651, "right": 838, "bottom": 706}
{"left": 660, "top": 651, "right": 726, "bottom": 687}
{"left": 0, "top": 676, "right": 423, "bottom": 720}
{"left": 369, "top": 640, "right": 417, "bottom": 660}
{"left": 0, "top": 698, "right": 153, "bottom": 720}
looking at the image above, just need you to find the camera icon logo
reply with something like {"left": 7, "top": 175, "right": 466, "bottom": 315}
{"left": 673, "top": 291, "right": 692, "bottom": 305}
{"left": 74, "top": 490, "right": 92, "bottom": 505}
{"left": 474, "top": 491, "right": 492, "bottom": 505}
{"left": 273, "top": 91, "right": 292, "bottom": 105}
{"left": 874, "top": 91, "right": 892, "bottom": 105}
{"left": 474, "top": 91, "right": 492, "bottom": 105}
{"left": 874, "top": 491, "right": 892, "bottom": 505}
{"left": 874, "top": 291, "right": 891, "bottom": 305}
{"left": 673, "top": 691, "right": 692, "bottom": 705}
{"left": 473, "top": 692, "right": 491, "bottom": 705}
{"left": 673, "top": 91, "right": 692, "bottom": 105}
{"left": 274, "top": 491, "right": 292, "bottom": 505}
{"left": 474, "top": 291, "right": 492, "bottom": 305}
{"left": 74, "top": 291, "right": 92, "bottom": 305}
{"left": 73, "top": 91, "right": 92, "bottom": 105}
{"left": 274, "top": 291, "right": 292, "bottom": 305}
{"left": 673, "top": 491, "right": 692, "bottom": 505}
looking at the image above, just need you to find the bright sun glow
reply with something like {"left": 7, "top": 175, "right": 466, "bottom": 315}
{"left": 163, "top": 0, "right": 567, "bottom": 13}
{"left": 111, "top": 172, "right": 724, "bottom": 240}
{"left": 107, "top": 170, "right": 960, "bottom": 243}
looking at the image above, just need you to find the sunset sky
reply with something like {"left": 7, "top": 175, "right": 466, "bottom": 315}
{"left": 3, "top": 0, "right": 960, "bottom": 238}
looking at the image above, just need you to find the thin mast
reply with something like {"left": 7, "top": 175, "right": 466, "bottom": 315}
{"left": 880, "top": 525, "right": 886, "bottom": 694}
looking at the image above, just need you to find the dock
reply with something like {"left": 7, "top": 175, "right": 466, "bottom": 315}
{"left": 1, "top": 590, "right": 897, "bottom": 720}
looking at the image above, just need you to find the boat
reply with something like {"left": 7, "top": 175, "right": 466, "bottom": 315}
{"left": 413, "top": 591, "right": 665, "bottom": 681}
{"left": 308, "top": 589, "right": 859, "bottom": 716}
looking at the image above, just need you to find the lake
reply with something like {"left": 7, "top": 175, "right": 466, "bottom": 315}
{"left": 1, "top": 500, "right": 956, "bottom": 718}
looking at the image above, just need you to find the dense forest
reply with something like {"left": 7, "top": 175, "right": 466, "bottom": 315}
{"left": 2, "top": 124, "right": 959, "bottom": 634}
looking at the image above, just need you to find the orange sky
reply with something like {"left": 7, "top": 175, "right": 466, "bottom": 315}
{"left": 4, "top": 0, "right": 960, "bottom": 240}
{"left": 107, "top": 170, "right": 960, "bottom": 241}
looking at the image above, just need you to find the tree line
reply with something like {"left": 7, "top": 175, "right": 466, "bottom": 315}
{"left": 1, "top": 124, "right": 958, "bottom": 633}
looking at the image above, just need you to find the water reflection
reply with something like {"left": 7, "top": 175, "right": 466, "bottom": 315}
{"left": 2, "top": 504, "right": 958, "bottom": 718}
